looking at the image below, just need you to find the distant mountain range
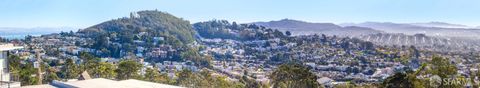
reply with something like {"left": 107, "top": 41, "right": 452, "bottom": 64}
{"left": 251, "top": 19, "right": 480, "bottom": 39}
{"left": 251, "top": 19, "right": 480, "bottom": 49}
{"left": 340, "top": 22, "right": 480, "bottom": 38}
{"left": 408, "top": 22, "right": 471, "bottom": 28}
{"left": 252, "top": 19, "right": 383, "bottom": 36}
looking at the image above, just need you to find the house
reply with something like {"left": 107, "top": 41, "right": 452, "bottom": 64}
{"left": 0, "top": 44, "right": 23, "bottom": 88}
{"left": 317, "top": 77, "right": 334, "bottom": 87}
{"left": 371, "top": 67, "right": 394, "bottom": 79}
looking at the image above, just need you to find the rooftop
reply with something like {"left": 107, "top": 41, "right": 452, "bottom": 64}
{"left": 0, "top": 81, "right": 21, "bottom": 88}
{"left": 20, "top": 78, "right": 182, "bottom": 88}
{"left": 0, "top": 44, "right": 23, "bottom": 51}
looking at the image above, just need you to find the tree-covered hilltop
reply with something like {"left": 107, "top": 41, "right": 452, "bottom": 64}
{"left": 72, "top": 10, "right": 198, "bottom": 58}
{"left": 194, "top": 20, "right": 287, "bottom": 41}
{"left": 79, "top": 10, "right": 196, "bottom": 44}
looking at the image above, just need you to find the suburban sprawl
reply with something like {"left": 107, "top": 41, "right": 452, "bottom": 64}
{"left": 1, "top": 10, "right": 479, "bottom": 88}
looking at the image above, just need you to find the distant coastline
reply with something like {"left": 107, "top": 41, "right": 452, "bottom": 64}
{"left": 0, "top": 27, "right": 76, "bottom": 40}
{"left": 1, "top": 34, "right": 42, "bottom": 39}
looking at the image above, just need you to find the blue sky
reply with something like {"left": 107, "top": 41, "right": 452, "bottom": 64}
{"left": 1, "top": 0, "right": 480, "bottom": 28}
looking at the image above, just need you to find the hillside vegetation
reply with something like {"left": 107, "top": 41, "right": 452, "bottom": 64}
{"left": 79, "top": 10, "right": 196, "bottom": 44}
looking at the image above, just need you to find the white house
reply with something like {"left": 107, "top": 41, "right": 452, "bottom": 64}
{"left": 0, "top": 44, "right": 23, "bottom": 88}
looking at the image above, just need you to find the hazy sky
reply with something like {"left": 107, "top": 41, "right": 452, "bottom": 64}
{"left": 1, "top": 0, "right": 480, "bottom": 28}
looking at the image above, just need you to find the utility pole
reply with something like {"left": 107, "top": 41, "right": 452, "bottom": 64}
{"left": 35, "top": 49, "right": 42, "bottom": 85}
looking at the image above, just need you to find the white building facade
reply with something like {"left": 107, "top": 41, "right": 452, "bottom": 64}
{"left": 0, "top": 44, "right": 23, "bottom": 88}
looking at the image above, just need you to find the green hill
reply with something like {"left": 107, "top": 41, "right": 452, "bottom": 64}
{"left": 79, "top": 10, "right": 196, "bottom": 44}
{"left": 193, "top": 20, "right": 286, "bottom": 41}
{"left": 75, "top": 10, "right": 197, "bottom": 58}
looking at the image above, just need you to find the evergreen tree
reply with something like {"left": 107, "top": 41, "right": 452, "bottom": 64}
{"left": 43, "top": 67, "right": 60, "bottom": 83}
{"left": 62, "top": 58, "right": 79, "bottom": 79}
{"left": 80, "top": 52, "right": 100, "bottom": 76}
{"left": 270, "top": 63, "right": 320, "bottom": 88}
{"left": 19, "top": 62, "right": 39, "bottom": 86}
{"left": 176, "top": 69, "right": 202, "bottom": 87}
{"left": 94, "top": 62, "right": 116, "bottom": 79}
{"left": 143, "top": 68, "right": 167, "bottom": 83}
{"left": 285, "top": 31, "right": 292, "bottom": 36}
{"left": 8, "top": 55, "right": 22, "bottom": 81}
{"left": 115, "top": 60, "right": 142, "bottom": 80}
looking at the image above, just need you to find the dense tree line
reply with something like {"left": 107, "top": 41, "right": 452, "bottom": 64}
{"left": 8, "top": 52, "right": 241, "bottom": 87}
{"left": 8, "top": 55, "right": 41, "bottom": 85}
{"left": 193, "top": 20, "right": 287, "bottom": 41}
{"left": 9, "top": 52, "right": 329, "bottom": 88}
{"left": 8, "top": 53, "right": 125, "bottom": 86}
{"left": 270, "top": 63, "right": 320, "bottom": 88}
{"left": 382, "top": 56, "right": 470, "bottom": 88}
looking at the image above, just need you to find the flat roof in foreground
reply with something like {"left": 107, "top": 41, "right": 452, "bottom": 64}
{"left": 21, "top": 78, "right": 183, "bottom": 88}
{"left": 20, "top": 84, "right": 56, "bottom": 88}
{"left": 0, "top": 44, "right": 23, "bottom": 51}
